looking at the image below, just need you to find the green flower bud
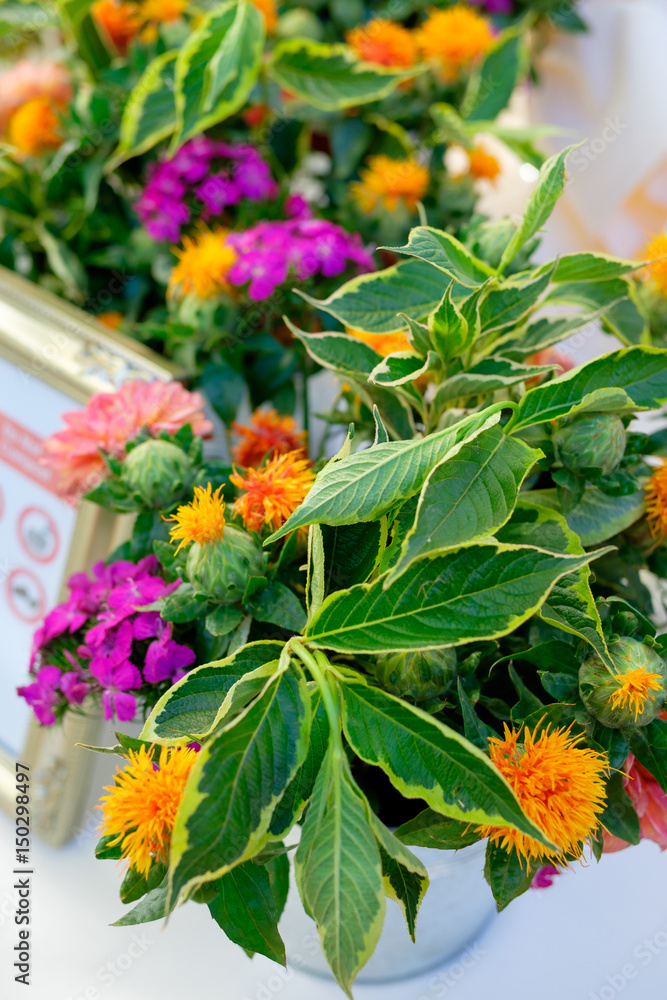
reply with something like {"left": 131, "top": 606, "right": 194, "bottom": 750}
{"left": 186, "top": 526, "right": 263, "bottom": 604}
{"left": 553, "top": 413, "right": 626, "bottom": 477}
{"left": 371, "top": 648, "right": 457, "bottom": 703}
{"left": 579, "top": 637, "right": 667, "bottom": 728}
{"left": 123, "top": 439, "right": 195, "bottom": 509}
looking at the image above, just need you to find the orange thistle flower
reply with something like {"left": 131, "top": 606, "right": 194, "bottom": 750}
{"left": 7, "top": 97, "right": 63, "bottom": 156}
{"left": 468, "top": 146, "right": 501, "bottom": 183}
{"left": 415, "top": 5, "right": 494, "bottom": 81}
{"left": 233, "top": 408, "right": 307, "bottom": 468}
{"left": 250, "top": 0, "right": 278, "bottom": 32}
{"left": 231, "top": 451, "right": 315, "bottom": 532}
{"left": 92, "top": 0, "right": 143, "bottom": 55}
{"left": 166, "top": 483, "right": 226, "bottom": 552}
{"left": 610, "top": 667, "right": 663, "bottom": 722}
{"left": 346, "top": 18, "right": 418, "bottom": 68}
{"left": 645, "top": 460, "right": 667, "bottom": 542}
{"left": 96, "top": 311, "right": 124, "bottom": 329}
{"left": 641, "top": 233, "right": 667, "bottom": 297}
{"left": 139, "top": 0, "right": 186, "bottom": 21}
{"left": 346, "top": 327, "right": 412, "bottom": 357}
{"left": 350, "top": 154, "right": 430, "bottom": 213}
{"left": 98, "top": 744, "right": 198, "bottom": 877}
{"left": 476, "top": 724, "right": 608, "bottom": 865}
{"left": 168, "top": 227, "right": 237, "bottom": 300}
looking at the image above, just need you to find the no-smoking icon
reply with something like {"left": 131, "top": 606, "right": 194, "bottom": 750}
{"left": 18, "top": 507, "right": 59, "bottom": 564}
{"left": 6, "top": 568, "right": 47, "bottom": 624}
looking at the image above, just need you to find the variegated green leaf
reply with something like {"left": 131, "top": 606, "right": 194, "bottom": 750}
{"left": 107, "top": 51, "right": 177, "bottom": 170}
{"left": 382, "top": 226, "right": 493, "bottom": 287}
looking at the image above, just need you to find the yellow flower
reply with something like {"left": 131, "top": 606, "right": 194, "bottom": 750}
{"left": 350, "top": 154, "right": 430, "bottom": 213}
{"left": 249, "top": 0, "right": 278, "bottom": 33}
{"left": 476, "top": 724, "right": 608, "bottom": 865}
{"left": 645, "top": 460, "right": 667, "bottom": 542}
{"left": 346, "top": 18, "right": 418, "bottom": 68}
{"left": 609, "top": 667, "right": 663, "bottom": 721}
{"left": 98, "top": 744, "right": 198, "bottom": 877}
{"left": 346, "top": 327, "right": 412, "bottom": 357}
{"left": 166, "top": 483, "right": 226, "bottom": 552}
{"left": 139, "top": 0, "right": 186, "bottom": 21}
{"left": 641, "top": 233, "right": 667, "bottom": 297}
{"left": 7, "top": 96, "right": 63, "bottom": 155}
{"left": 468, "top": 146, "right": 501, "bottom": 182}
{"left": 168, "top": 227, "right": 237, "bottom": 300}
{"left": 415, "top": 5, "right": 493, "bottom": 80}
{"left": 231, "top": 451, "right": 315, "bottom": 532}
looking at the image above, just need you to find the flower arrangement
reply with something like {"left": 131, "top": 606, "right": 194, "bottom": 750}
{"left": 18, "top": 144, "right": 667, "bottom": 994}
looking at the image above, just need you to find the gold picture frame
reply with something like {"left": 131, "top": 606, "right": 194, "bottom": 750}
{"left": 0, "top": 265, "right": 177, "bottom": 846}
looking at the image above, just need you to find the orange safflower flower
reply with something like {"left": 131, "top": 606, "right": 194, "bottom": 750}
{"left": 646, "top": 460, "right": 667, "bottom": 542}
{"left": 231, "top": 451, "right": 314, "bottom": 532}
{"left": 232, "top": 408, "right": 307, "bottom": 468}
{"left": 346, "top": 327, "right": 412, "bottom": 357}
{"left": 166, "top": 483, "right": 227, "bottom": 552}
{"left": 350, "top": 154, "right": 430, "bottom": 213}
{"left": 92, "top": 0, "right": 143, "bottom": 55}
{"left": 168, "top": 227, "right": 236, "bottom": 299}
{"left": 476, "top": 724, "right": 608, "bottom": 865}
{"left": 8, "top": 97, "right": 63, "bottom": 155}
{"left": 641, "top": 233, "right": 667, "bottom": 297}
{"left": 346, "top": 18, "right": 417, "bottom": 68}
{"left": 415, "top": 5, "right": 493, "bottom": 81}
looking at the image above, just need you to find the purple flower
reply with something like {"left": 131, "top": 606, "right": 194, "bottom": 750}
{"left": 17, "top": 666, "right": 61, "bottom": 726}
{"left": 471, "top": 0, "right": 513, "bottom": 12}
{"left": 60, "top": 671, "right": 90, "bottom": 705}
{"left": 144, "top": 624, "right": 196, "bottom": 684}
{"left": 531, "top": 865, "right": 561, "bottom": 889}
{"left": 136, "top": 137, "right": 278, "bottom": 242}
{"left": 90, "top": 654, "right": 143, "bottom": 722}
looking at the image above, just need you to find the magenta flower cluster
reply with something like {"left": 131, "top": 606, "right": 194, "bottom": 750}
{"left": 225, "top": 195, "right": 375, "bottom": 300}
{"left": 18, "top": 557, "right": 195, "bottom": 725}
{"left": 471, "top": 0, "right": 513, "bottom": 12}
{"left": 136, "top": 136, "right": 278, "bottom": 243}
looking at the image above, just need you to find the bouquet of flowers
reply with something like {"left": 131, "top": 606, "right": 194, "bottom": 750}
{"left": 20, "top": 144, "right": 667, "bottom": 995}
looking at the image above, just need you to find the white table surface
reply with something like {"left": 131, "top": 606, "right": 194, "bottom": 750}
{"left": 1, "top": 806, "right": 666, "bottom": 1000}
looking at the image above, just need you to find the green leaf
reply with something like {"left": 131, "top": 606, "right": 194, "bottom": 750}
{"left": 265, "top": 410, "right": 501, "bottom": 543}
{"left": 463, "top": 34, "right": 522, "bottom": 122}
{"left": 508, "top": 663, "right": 544, "bottom": 721}
{"left": 428, "top": 281, "right": 472, "bottom": 363}
{"left": 270, "top": 689, "right": 330, "bottom": 838}
{"left": 509, "top": 346, "right": 667, "bottom": 433}
{"left": 477, "top": 266, "right": 554, "bottom": 336}
{"left": 173, "top": 0, "right": 264, "bottom": 147}
{"left": 321, "top": 521, "right": 383, "bottom": 593}
{"left": 628, "top": 719, "right": 667, "bottom": 793}
{"left": 496, "top": 499, "right": 612, "bottom": 667}
{"left": 113, "top": 877, "right": 169, "bottom": 926}
{"left": 161, "top": 583, "right": 210, "bottom": 623}
{"left": 434, "top": 357, "right": 557, "bottom": 406}
{"left": 498, "top": 144, "right": 578, "bottom": 273}
{"left": 141, "top": 640, "right": 284, "bottom": 742}
{"left": 600, "top": 772, "right": 640, "bottom": 846}
{"left": 340, "top": 678, "right": 554, "bottom": 846}
{"left": 305, "top": 542, "right": 601, "bottom": 654}
{"left": 207, "top": 861, "right": 285, "bottom": 964}
{"left": 396, "top": 810, "right": 481, "bottom": 850}
{"left": 387, "top": 425, "right": 541, "bottom": 583}
{"left": 286, "top": 321, "right": 382, "bottom": 379}
{"left": 543, "top": 252, "right": 640, "bottom": 284}
{"left": 120, "top": 862, "right": 168, "bottom": 905}
{"left": 57, "top": 0, "right": 110, "bottom": 70}
{"left": 106, "top": 51, "right": 177, "bottom": 169}
{"left": 95, "top": 834, "right": 123, "bottom": 860}
{"left": 295, "top": 746, "right": 385, "bottom": 998}
{"left": 168, "top": 662, "right": 310, "bottom": 905}
{"left": 383, "top": 227, "right": 493, "bottom": 287}
{"left": 528, "top": 480, "right": 645, "bottom": 547}
{"left": 368, "top": 812, "right": 428, "bottom": 942}
{"left": 458, "top": 680, "right": 498, "bottom": 750}
{"left": 484, "top": 842, "right": 535, "bottom": 911}
{"left": 205, "top": 605, "right": 244, "bottom": 637}
{"left": 501, "top": 309, "right": 616, "bottom": 359}
{"left": 300, "top": 259, "right": 459, "bottom": 334}
{"left": 246, "top": 581, "right": 306, "bottom": 633}
{"left": 368, "top": 351, "right": 432, "bottom": 389}
{"left": 269, "top": 39, "right": 418, "bottom": 110}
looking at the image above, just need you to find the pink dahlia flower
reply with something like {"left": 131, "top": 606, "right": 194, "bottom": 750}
{"left": 42, "top": 379, "right": 212, "bottom": 500}
{"left": 0, "top": 60, "right": 72, "bottom": 133}
{"left": 603, "top": 754, "right": 667, "bottom": 853}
